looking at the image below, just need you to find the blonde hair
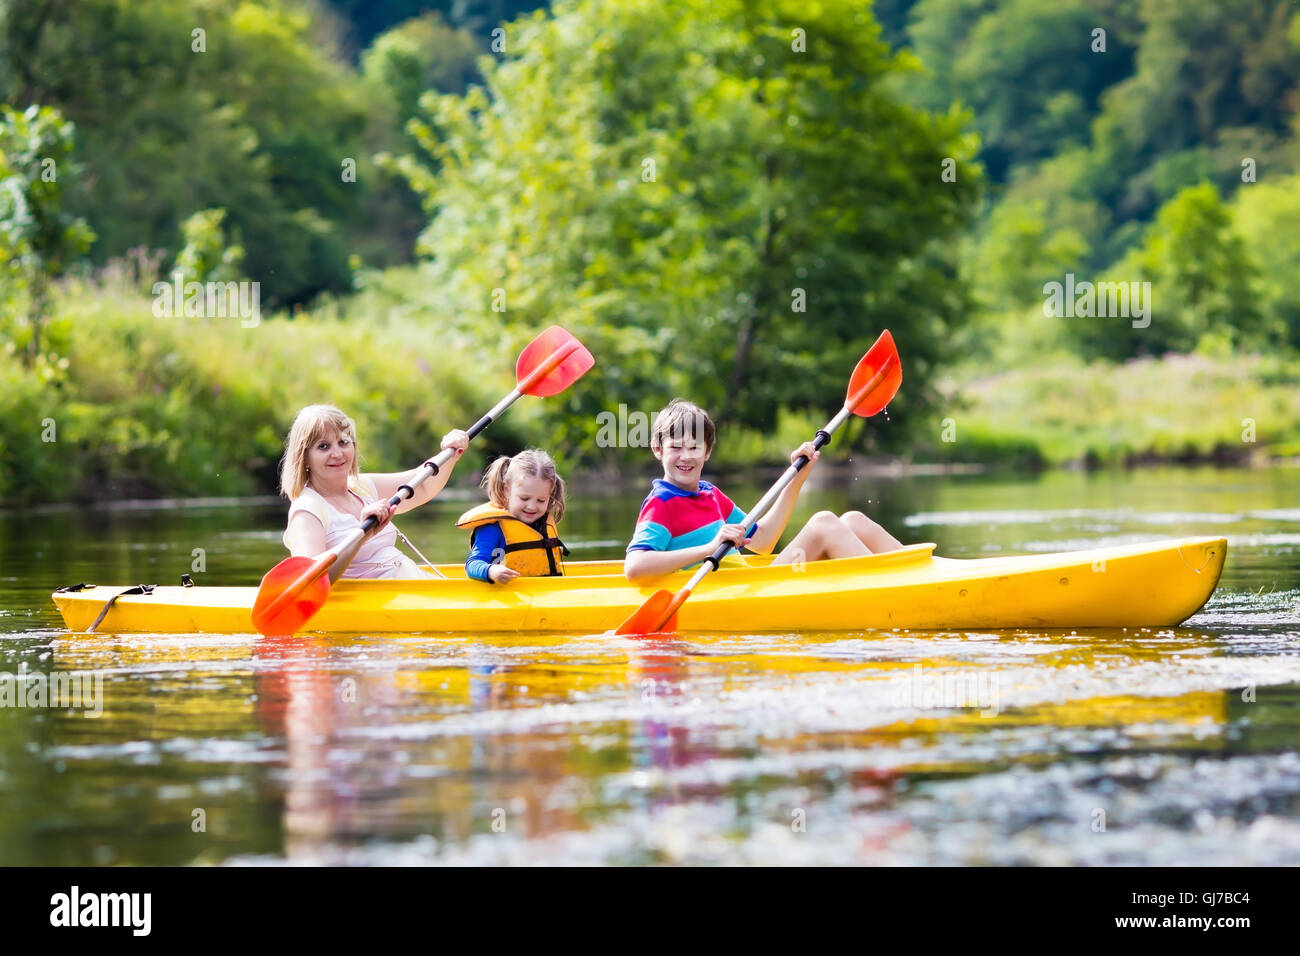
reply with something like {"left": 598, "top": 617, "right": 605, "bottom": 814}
{"left": 651, "top": 399, "right": 716, "bottom": 453}
{"left": 481, "top": 449, "right": 567, "bottom": 524}
{"left": 279, "top": 404, "right": 360, "bottom": 499}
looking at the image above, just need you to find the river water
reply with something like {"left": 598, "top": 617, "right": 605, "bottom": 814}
{"left": 2, "top": 465, "right": 1298, "bottom": 865}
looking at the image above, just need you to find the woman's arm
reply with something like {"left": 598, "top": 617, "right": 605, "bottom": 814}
{"left": 284, "top": 511, "right": 328, "bottom": 558}
{"left": 368, "top": 429, "right": 469, "bottom": 514}
{"left": 286, "top": 501, "right": 395, "bottom": 557}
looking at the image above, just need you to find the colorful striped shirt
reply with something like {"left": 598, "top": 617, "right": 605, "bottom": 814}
{"left": 626, "top": 479, "right": 754, "bottom": 554}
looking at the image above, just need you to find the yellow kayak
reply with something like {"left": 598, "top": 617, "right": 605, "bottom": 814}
{"left": 50, "top": 536, "right": 1226, "bottom": 635}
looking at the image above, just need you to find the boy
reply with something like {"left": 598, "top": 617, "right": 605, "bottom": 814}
{"left": 624, "top": 399, "right": 902, "bottom": 582}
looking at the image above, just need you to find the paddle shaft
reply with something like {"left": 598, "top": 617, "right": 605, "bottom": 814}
{"left": 680, "top": 407, "right": 846, "bottom": 589}
{"left": 327, "top": 338, "right": 583, "bottom": 581}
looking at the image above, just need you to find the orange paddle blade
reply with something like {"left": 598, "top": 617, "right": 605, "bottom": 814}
{"left": 846, "top": 329, "right": 901, "bottom": 417}
{"left": 614, "top": 589, "right": 676, "bottom": 636}
{"left": 516, "top": 325, "right": 595, "bottom": 397}
{"left": 251, "top": 556, "right": 332, "bottom": 636}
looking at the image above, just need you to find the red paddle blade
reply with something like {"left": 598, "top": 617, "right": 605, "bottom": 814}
{"left": 614, "top": 589, "right": 676, "bottom": 636}
{"left": 516, "top": 325, "right": 595, "bottom": 397}
{"left": 846, "top": 329, "right": 901, "bottom": 417}
{"left": 251, "top": 556, "right": 332, "bottom": 636}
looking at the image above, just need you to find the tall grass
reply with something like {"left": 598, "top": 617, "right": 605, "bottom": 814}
{"left": 6, "top": 267, "right": 1300, "bottom": 504}
{"left": 926, "top": 352, "right": 1300, "bottom": 466}
{"left": 1, "top": 269, "right": 521, "bottom": 503}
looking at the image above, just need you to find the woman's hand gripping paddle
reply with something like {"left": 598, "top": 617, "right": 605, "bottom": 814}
{"left": 251, "top": 326, "right": 595, "bottom": 636}
{"left": 613, "top": 329, "right": 901, "bottom": 636}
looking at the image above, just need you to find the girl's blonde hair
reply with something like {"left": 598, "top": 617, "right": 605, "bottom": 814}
{"left": 279, "top": 404, "right": 360, "bottom": 499}
{"left": 481, "top": 449, "right": 567, "bottom": 524}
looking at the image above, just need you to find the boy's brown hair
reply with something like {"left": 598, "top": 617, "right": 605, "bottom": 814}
{"left": 651, "top": 399, "right": 716, "bottom": 454}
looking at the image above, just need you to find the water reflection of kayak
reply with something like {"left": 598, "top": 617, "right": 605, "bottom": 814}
{"left": 52, "top": 537, "right": 1226, "bottom": 635}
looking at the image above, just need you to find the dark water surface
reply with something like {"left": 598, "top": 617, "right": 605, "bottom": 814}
{"left": 2, "top": 466, "right": 1298, "bottom": 864}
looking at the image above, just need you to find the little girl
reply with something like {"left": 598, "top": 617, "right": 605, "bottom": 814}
{"left": 458, "top": 449, "right": 569, "bottom": 582}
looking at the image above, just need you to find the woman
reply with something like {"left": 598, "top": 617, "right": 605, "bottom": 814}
{"left": 280, "top": 404, "right": 469, "bottom": 578}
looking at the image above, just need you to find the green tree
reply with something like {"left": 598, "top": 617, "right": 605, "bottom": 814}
{"left": 874, "top": 0, "right": 924, "bottom": 49}
{"left": 398, "top": 0, "right": 980, "bottom": 461}
{"left": 1086, "top": 0, "right": 1300, "bottom": 221}
{"left": 174, "top": 208, "right": 245, "bottom": 284}
{"left": 0, "top": 104, "right": 94, "bottom": 363}
{"left": 322, "top": 1, "right": 550, "bottom": 52}
{"left": 362, "top": 12, "right": 482, "bottom": 131}
{"left": 972, "top": 199, "right": 1091, "bottom": 308}
{"left": 904, "top": 0, "right": 998, "bottom": 115}
{"left": 1070, "top": 183, "right": 1260, "bottom": 359}
{"left": 1233, "top": 173, "right": 1300, "bottom": 347}
{"left": 1, "top": 0, "right": 381, "bottom": 305}
{"left": 361, "top": 11, "right": 488, "bottom": 263}
{"left": 905, "top": 0, "right": 1138, "bottom": 180}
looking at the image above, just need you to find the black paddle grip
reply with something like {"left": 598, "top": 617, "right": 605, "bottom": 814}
{"left": 466, "top": 413, "right": 494, "bottom": 440}
{"left": 792, "top": 429, "right": 832, "bottom": 471}
{"left": 704, "top": 541, "right": 731, "bottom": 571}
{"left": 705, "top": 519, "right": 758, "bottom": 570}
{"left": 360, "top": 489, "right": 405, "bottom": 533}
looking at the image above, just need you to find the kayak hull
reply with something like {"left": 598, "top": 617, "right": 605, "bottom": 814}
{"left": 51, "top": 537, "right": 1227, "bottom": 635}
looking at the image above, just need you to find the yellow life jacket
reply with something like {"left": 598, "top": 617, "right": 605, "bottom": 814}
{"left": 456, "top": 503, "right": 568, "bottom": 577}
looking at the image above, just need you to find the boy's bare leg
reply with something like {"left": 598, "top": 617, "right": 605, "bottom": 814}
{"left": 840, "top": 510, "right": 903, "bottom": 553}
{"left": 772, "top": 511, "right": 871, "bottom": 564}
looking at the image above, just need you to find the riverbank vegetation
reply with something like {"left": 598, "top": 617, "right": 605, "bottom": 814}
{"left": 3, "top": 0, "right": 1300, "bottom": 502}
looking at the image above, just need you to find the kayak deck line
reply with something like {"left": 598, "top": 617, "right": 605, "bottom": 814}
{"left": 50, "top": 536, "right": 1227, "bottom": 635}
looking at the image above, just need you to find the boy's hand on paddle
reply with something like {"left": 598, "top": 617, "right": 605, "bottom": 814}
{"left": 441, "top": 429, "right": 470, "bottom": 456}
{"left": 711, "top": 523, "right": 753, "bottom": 552}
{"left": 489, "top": 565, "right": 520, "bottom": 584}
{"left": 791, "top": 441, "right": 820, "bottom": 467}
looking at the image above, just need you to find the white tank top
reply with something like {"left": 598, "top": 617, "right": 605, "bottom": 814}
{"left": 283, "top": 476, "right": 431, "bottom": 579}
